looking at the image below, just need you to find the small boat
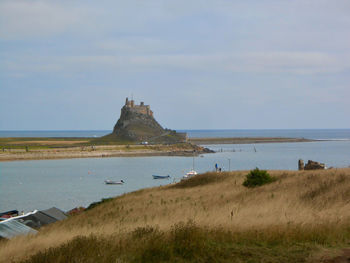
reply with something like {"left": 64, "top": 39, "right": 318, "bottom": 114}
{"left": 183, "top": 169, "right": 198, "bottom": 179}
{"left": 183, "top": 154, "right": 198, "bottom": 179}
{"left": 152, "top": 175, "right": 171, "bottom": 179}
{"left": 104, "top": 179, "right": 124, "bottom": 185}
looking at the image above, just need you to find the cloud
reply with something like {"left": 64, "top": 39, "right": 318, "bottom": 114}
{"left": 0, "top": 0, "right": 99, "bottom": 40}
{"left": 3, "top": 51, "right": 349, "bottom": 76}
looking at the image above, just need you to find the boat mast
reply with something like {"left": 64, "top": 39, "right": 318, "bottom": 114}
{"left": 192, "top": 152, "right": 195, "bottom": 171}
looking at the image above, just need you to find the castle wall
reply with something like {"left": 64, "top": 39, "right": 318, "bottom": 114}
{"left": 124, "top": 97, "right": 153, "bottom": 116}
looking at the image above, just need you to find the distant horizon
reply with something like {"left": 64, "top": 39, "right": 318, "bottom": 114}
{"left": 1, "top": 129, "right": 349, "bottom": 140}
{"left": 1, "top": 128, "right": 350, "bottom": 131}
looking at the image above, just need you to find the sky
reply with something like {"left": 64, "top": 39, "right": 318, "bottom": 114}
{"left": 1, "top": 0, "right": 349, "bottom": 130}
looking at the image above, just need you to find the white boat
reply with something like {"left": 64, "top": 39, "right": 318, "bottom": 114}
{"left": 104, "top": 179, "right": 124, "bottom": 185}
{"left": 183, "top": 170, "right": 198, "bottom": 179}
{"left": 183, "top": 155, "right": 198, "bottom": 179}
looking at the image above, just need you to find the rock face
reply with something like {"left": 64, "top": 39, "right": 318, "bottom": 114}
{"left": 111, "top": 98, "right": 186, "bottom": 143}
{"left": 301, "top": 159, "right": 326, "bottom": 170}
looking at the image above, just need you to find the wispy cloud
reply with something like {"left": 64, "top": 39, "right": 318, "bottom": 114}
{"left": 3, "top": 51, "right": 349, "bottom": 75}
{"left": 0, "top": 1, "right": 82, "bottom": 39}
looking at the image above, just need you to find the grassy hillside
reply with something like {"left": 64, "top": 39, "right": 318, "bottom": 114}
{"left": 1, "top": 169, "right": 350, "bottom": 262}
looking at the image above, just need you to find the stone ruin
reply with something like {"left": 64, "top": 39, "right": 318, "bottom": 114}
{"left": 124, "top": 97, "right": 153, "bottom": 116}
{"left": 298, "top": 159, "right": 304, "bottom": 170}
{"left": 298, "top": 159, "right": 325, "bottom": 170}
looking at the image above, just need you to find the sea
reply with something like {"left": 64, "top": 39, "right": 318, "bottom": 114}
{"left": 0, "top": 129, "right": 349, "bottom": 213}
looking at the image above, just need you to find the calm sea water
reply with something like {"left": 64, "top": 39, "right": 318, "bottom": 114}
{"left": 1, "top": 129, "right": 350, "bottom": 139}
{"left": 181, "top": 129, "right": 350, "bottom": 140}
{"left": 0, "top": 130, "right": 350, "bottom": 213}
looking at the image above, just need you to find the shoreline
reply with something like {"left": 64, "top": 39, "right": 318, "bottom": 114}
{"left": 0, "top": 137, "right": 317, "bottom": 162}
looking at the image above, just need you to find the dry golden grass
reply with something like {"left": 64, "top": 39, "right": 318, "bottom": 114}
{"left": 1, "top": 168, "right": 350, "bottom": 262}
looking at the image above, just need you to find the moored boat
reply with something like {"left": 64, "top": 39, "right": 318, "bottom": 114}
{"left": 152, "top": 175, "right": 171, "bottom": 179}
{"left": 183, "top": 170, "right": 198, "bottom": 179}
{"left": 104, "top": 179, "right": 124, "bottom": 185}
{"left": 183, "top": 154, "right": 198, "bottom": 179}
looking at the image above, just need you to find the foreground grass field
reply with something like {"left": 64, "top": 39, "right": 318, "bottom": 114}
{"left": 1, "top": 168, "right": 350, "bottom": 262}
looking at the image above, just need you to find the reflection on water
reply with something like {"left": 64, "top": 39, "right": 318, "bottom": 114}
{"left": 1, "top": 141, "right": 349, "bottom": 212}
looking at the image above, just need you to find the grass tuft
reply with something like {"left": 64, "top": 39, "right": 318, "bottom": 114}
{"left": 172, "top": 172, "right": 229, "bottom": 188}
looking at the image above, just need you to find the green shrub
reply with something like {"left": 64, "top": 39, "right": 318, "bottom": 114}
{"left": 243, "top": 168, "right": 275, "bottom": 188}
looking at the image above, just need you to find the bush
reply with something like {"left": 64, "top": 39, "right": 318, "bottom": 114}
{"left": 243, "top": 168, "right": 275, "bottom": 188}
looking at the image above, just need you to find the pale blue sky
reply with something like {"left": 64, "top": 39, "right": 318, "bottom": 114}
{"left": 1, "top": 0, "right": 349, "bottom": 130}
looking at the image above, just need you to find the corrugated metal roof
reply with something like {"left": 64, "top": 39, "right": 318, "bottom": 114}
{"left": 0, "top": 219, "right": 37, "bottom": 239}
{"left": 0, "top": 207, "right": 67, "bottom": 239}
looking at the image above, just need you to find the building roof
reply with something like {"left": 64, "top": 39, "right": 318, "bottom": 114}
{"left": 41, "top": 207, "right": 67, "bottom": 221}
{"left": 1, "top": 207, "right": 67, "bottom": 229}
{"left": 0, "top": 219, "right": 37, "bottom": 239}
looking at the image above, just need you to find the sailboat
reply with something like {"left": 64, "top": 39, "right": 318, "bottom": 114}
{"left": 183, "top": 154, "right": 198, "bottom": 179}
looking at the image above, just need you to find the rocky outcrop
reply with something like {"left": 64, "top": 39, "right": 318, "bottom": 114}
{"left": 299, "top": 159, "right": 326, "bottom": 170}
{"left": 113, "top": 105, "right": 164, "bottom": 140}
{"left": 109, "top": 98, "right": 186, "bottom": 143}
{"left": 202, "top": 147, "right": 215, "bottom": 153}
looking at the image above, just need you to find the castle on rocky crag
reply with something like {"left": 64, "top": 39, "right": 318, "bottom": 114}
{"left": 107, "top": 97, "right": 187, "bottom": 143}
{"left": 124, "top": 97, "right": 153, "bottom": 117}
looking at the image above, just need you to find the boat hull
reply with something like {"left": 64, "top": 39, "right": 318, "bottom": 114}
{"left": 152, "top": 175, "right": 170, "bottom": 179}
{"left": 104, "top": 180, "right": 124, "bottom": 185}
